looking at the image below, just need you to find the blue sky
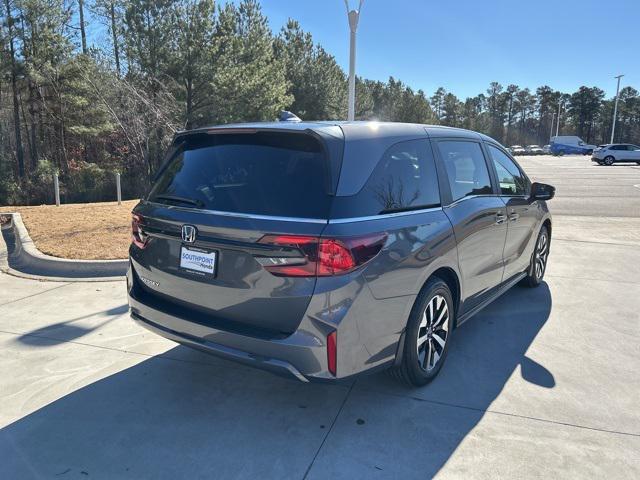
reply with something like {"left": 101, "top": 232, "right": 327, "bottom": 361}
{"left": 238, "top": 0, "right": 637, "bottom": 99}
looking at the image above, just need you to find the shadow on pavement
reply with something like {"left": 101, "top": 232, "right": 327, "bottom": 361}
{"left": 322, "top": 282, "right": 554, "bottom": 477}
{"left": 16, "top": 304, "right": 128, "bottom": 345}
{"left": 0, "top": 284, "right": 552, "bottom": 479}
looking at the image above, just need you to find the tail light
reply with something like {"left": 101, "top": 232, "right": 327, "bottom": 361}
{"left": 327, "top": 331, "right": 337, "bottom": 376}
{"left": 131, "top": 214, "right": 148, "bottom": 249}
{"left": 257, "top": 233, "right": 387, "bottom": 277}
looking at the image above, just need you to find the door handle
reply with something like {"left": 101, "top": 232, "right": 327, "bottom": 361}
{"left": 509, "top": 212, "right": 520, "bottom": 222}
{"left": 495, "top": 212, "right": 507, "bottom": 224}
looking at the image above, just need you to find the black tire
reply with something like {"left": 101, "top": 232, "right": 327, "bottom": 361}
{"left": 604, "top": 156, "right": 615, "bottom": 166}
{"left": 558, "top": 151, "right": 565, "bottom": 156}
{"left": 392, "top": 277, "right": 454, "bottom": 387}
{"left": 522, "top": 226, "right": 550, "bottom": 288}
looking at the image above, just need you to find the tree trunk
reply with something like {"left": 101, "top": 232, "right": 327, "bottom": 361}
{"left": 4, "top": 0, "right": 25, "bottom": 178}
{"left": 185, "top": 78, "right": 193, "bottom": 129}
{"left": 27, "top": 83, "right": 40, "bottom": 169}
{"left": 79, "top": 0, "right": 87, "bottom": 54}
{"left": 110, "top": 2, "right": 120, "bottom": 76}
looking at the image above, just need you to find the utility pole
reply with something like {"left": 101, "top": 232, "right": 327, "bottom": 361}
{"left": 344, "top": 0, "right": 364, "bottom": 121}
{"left": 550, "top": 112, "right": 556, "bottom": 141}
{"left": 555, "top": 100, "right": 562, "bottom": 137}
{"left": 611, "top": 74, "right": 624, "bottom": 144}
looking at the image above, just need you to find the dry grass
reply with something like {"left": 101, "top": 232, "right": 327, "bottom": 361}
{"left": 0, "top": 200, "right": 139, "bottom": 260}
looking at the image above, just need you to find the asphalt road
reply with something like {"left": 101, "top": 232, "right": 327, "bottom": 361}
{"left": 517, "top": 154, "right": 640, "bottom": 217}
{"left": 1, "top": 155, "right": 639, "bottom": 479}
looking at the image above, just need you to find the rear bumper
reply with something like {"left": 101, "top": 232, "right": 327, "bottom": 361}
{"left": 128, "top": 285, "right": 330, "bottom": 382}
{"left": 127, "top": 264, "right": 409, "bottom": 382}
{"left": 130, "top": 309, "right": 310, "bottom": 382}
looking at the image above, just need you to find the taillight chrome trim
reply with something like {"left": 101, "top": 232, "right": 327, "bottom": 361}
{"left": 143, "top": 201, "right": 328, "bottom": 224}
{"left": 143, "top": 200, "right": 443, "bottom": 225}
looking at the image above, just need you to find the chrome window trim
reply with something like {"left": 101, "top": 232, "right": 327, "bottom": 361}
{"left": 444, "top": 194, "right": 498, "bottom": 208}
{"left": 144, "top": 201, "right": 328, "bottom": 224}
{"left": 145, "top": 201, "right": 444, "bottom": 225}
{"left": 328, "top": 206, "right": 443, "bottom": 224}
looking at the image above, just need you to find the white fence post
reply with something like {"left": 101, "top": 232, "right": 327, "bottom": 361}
{"left": 116, "top": 172, "right": 122, "bottom": 205}
{"left": 54, "top": 173, "right": 60, "bottom": 207}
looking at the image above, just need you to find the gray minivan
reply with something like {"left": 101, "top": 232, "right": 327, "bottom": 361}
{"left": 127, "top": 121, "right": 554, "bottom": 386}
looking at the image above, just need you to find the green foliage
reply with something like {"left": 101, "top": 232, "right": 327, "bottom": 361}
{"left": 1, "top": 0, "right": 640, "bottom": 207}
{"left": 276, "top": 19, "right": 346, "bottom": 120}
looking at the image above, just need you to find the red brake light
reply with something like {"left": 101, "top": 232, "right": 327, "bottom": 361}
{"left": 257, "top": 233, "right": 387, "bottom": 277}
{"left": 327, "top": 331, "right": 337, "bottom": 376}
{"left": 131, "top": 214, "right": 148, "bottom": 249}
{"left": 318, "top": 239, "right": 355, "bottom": 275}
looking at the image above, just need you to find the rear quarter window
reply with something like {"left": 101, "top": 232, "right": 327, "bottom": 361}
{"left": 330, "top": 139, "right": 440, "bottom": 218}
{"left": 148, "top": 132, "right": 331, "bottom": 219}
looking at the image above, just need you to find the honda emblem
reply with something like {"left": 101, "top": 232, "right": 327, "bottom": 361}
{"left": 181, "top": 225, "right": 197, "bottom": 243}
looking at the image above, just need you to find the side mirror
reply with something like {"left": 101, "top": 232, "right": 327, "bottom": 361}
{"left": 530, "top": 182, "right": 555, "bottom": 201}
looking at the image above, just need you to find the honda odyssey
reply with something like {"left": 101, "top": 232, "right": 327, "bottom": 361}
{"left": 127, "top": 121, "right": 554, "bottom": 386}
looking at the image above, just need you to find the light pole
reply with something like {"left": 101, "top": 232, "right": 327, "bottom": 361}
{"left": 344, "top": 0, "right": 364, "bottom": 121}
{"left": 610, "top": 74, "right": 624, "bottom": 144}
{"left": 555, "top": 100, "right": 562, "bottom": 137}
{"left": 550, "top": 112, "right": 556, "bottom": 141}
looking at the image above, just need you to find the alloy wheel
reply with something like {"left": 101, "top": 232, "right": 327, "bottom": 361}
{"left": 535, "top": 232, "right": 549, "bottom": 280}
{"left": 416, "top": 294, "right": 450, "bottom": 372}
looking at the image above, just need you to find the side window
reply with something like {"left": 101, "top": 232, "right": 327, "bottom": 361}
{"left": 329, "top": 139, "right": 441, "bottom": 218}
{"left": 436, "top": 141, "right": 492, "bottom": 202}
{"left": 487, "top": 145, "right": 528, "bottom": 196}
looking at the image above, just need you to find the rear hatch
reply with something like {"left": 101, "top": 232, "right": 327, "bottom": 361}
{"left": 130, "top": 128, "right": 339, "bottom": 337}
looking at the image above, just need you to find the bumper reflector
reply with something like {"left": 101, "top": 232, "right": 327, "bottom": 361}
{"left": 327, "top": 331, "right": 337, "bottom": 376}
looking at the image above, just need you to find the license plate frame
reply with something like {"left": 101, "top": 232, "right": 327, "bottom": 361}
{"left": 179, "top": 246, "right": 217, "bottom": 276}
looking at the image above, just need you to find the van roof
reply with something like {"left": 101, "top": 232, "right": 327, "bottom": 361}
{"left": 175, "top": 121, "right": 496, "bottom": 143}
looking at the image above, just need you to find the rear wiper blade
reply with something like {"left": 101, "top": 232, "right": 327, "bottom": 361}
{"left": 152, "top": 194, "right": 204, "bottom": 208}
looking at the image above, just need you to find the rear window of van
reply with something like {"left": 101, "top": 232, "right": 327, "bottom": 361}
{"left": 148, "top": 132, "right": 331, "bottom": 219}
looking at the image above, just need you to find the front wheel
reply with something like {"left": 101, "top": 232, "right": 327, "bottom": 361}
{"left": 392, "top": 277, "right": 453, "bottom": 387}
{"left": 604, "top": 156, "right": 615, "bottom": 166}
{"left": 523, "top": 226, "right": 550, "bottom": 288}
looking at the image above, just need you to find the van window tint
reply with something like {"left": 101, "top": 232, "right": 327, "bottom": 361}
{"left": 330, "top": 139, "right": 440, "bottom": 218}
{"left": 487, "top": 145, "right": 528, "bottom": 195}
{"left": 148, "top": 132, "right": 331, "bottom": 218}
{"left": 437, "top": 141, "right": 492, "bottom": 202}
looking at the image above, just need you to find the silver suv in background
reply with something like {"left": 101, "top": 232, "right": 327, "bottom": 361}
{"left": 592, "top": 144, "right": 640, "bottom": 165}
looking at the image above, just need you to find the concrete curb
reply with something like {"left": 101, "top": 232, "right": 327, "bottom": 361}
{"left": 0, "top": 212, "right": 127, "bottom": 282}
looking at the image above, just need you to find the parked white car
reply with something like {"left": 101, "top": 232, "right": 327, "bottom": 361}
{"left": 510, "top": 145, "right": 526, "bottom": 155}
{"left": 526, "top": 145, "right": 544, "bottom": 155}
{"left": 591, "top": 144, "right": 640, "bottom": 165}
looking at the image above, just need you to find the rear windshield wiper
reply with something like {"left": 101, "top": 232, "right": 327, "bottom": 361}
{"left": 152, "top": 194, "right": 204, "bottom": 208}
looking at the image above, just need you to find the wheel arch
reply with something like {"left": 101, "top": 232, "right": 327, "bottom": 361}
{"left": 393, "top": 265, "right": 461, "bottom": 368}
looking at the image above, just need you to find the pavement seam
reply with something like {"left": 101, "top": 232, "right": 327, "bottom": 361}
{"left": 0, "top": 328, "right": 354, "bottom": 393}
{"left": 355, "top": 386, "right": 640, "bottom": 439}
{"left": 302, "top": 381, "right": 356, "bottom": 480}
{"left": 553, "top": 238, "right": 640, "bottom": 248}
{"left": 0, "top": 282, "right": 71, "bottom": 308}
{"left": 546, "top": 274, "right": 640, "bottom": 285}
{"left": 0, "top": 327, "right": 251, "bottom": 373}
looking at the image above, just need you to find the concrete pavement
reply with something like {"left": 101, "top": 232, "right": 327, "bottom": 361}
{"left": 0, "top": 155, "right": 639, "bottom": 479}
